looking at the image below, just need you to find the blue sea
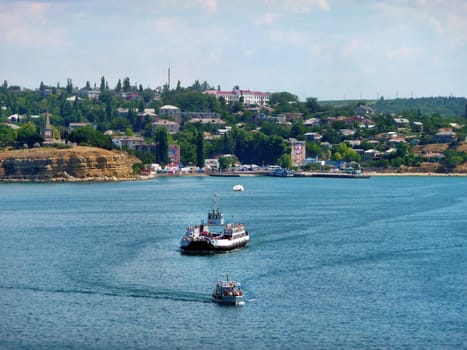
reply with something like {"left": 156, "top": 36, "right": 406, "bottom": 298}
{"left": 1, "top": 176, "right": 466, "bottom": 349}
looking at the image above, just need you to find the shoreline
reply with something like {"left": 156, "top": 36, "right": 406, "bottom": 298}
{"left": 1, "top": 171, "right": 466, "bottom": 183}
{"left": 366, "top": 172, "right": 467, "bottom": 177}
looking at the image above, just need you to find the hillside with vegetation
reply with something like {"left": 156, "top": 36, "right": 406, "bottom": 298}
{"left": 373, "top": 97, "right": 467, "bottom": 117}
{"left": 1, "top": 78, "right": 467, "bottom": 175}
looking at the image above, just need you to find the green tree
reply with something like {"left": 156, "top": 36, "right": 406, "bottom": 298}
{"left": 290, "top": 119, "right": 305, "bottom": 140}
{"left": 69, "top": 126, "right": 112, "bottom": 149}
{"left": 218, "top": 156, "right": 231, "bottom": 171}
{"left": 155, "top": 127, "right": 169, "bottom": 165}
{"left": 306, "top": 142, "right": 323, "bottom": 158}
{"left": 66, "top": 78, "right": 73, "bottom": 95}
{"left": 100, "top": 76, "right": 106, "bottom": 91}
{"left": 196, "top": 127, "right": 205, "bottom": 168}
{"left": 443, "top": 150, "right": 464, "bottom": 171}
{"left": 332, "top": 152, "right": 343, "bottom": 161}
{"left": 305, "top": 97, "right": 321, "bottom": 114}
{"left": 391, "top": 156, "right": 404, "bottom": 168}
{"left": 269, "top": 92, "right": 298, "bottom": 105}
{"left": 17, "top": 122, "right": 43, "bottom": 148}
{"left": 174, "top": 129, "right": 197, "bottom": 165}
{"left": 115, "top": 79, "right": 122, "bottom": 93}
{"left": 123, "top": 77, "right": 131, "bottom": 92}
{"left": 322, "top": 129, "right": 341, "bottom": 144}
{"left": 0, "top": 124, "right": 16, "bottom": 147}
{"left": 277, "top": 154, "right": 291, "bottom": 168}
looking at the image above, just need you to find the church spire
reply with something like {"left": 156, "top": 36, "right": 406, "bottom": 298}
{"left": 42, "top": 110, "right": 54, "bottom": 142}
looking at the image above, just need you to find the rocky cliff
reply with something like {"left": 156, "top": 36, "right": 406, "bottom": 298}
{"left": 0, "top": 146, "right": 141, "bottom": 181}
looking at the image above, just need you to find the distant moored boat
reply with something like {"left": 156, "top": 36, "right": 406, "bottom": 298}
{"left": 233, "top": 184, "right": 244, "bottom": 192}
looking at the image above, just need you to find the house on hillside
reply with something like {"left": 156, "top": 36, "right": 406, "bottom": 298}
{"left": 363, "top": 149, "right": 381, "bottom": 160}
{"left": 394, "top": 117, "right": 410, "bottom": 128}
{"left": 277, "top": 113, "right": 303, "bottom": 122}
{"left": 304, "top": 132, "right": 322, "bottom": 142}
{"left": 354, "top": 105, "right": 374, "bottom": 116}
{"left": 112, "top": 136, "right": 145, "bottom": 150}
{"left": 181, "top": 111, "right": 220, "bottom": 120}
{"left": 434, "top": 130, "right": 457, "bottom": 143}
{"left": 152, "top": 118, "right": 180, "bottom": 134}
{"left": 185, "top": 118, "right": 226, "bottom": 127}
{"left": 304, "top": 118, "right": 320, "bottom": 128}
{"left": 159, "top": 105, "right": 181, "bottom": 121}
{"left": 203, "top": 89, "right": 270, "bottom": 106}
{"left": 339, "top": 129, "right": 356, "bottom": 138}
{"left": 7, "top": 114, "right": 22, "bottom": 122}
{"left": 138, "top": 108, "right": 158, "bottom": 119}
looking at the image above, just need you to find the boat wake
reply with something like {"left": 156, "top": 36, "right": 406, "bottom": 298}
{"left": 0, "top": 284, "right": 212, "bottom": 304}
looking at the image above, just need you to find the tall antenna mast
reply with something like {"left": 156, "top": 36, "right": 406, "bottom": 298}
{"left": 168, "top": 67, "right": 171, "bottom": 90}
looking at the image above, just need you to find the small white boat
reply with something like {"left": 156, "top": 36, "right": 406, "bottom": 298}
{"left": 212, "top": 277, "right": 244, "bottom": 305}
{"left": 233, "top": 184, "right": 244, "bottom": 192}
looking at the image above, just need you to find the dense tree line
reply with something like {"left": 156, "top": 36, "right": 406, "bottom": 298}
{"left": 374, "top": 96, "right": 467, "bottom": 118}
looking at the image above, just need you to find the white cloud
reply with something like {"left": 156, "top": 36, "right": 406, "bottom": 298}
{"left": 208, "top": 48, "right": 223, "bottom": 65}
{"left": 342, "top": 39, "right": 369, "bottom": 56}
{"left": 444, "top": 13, "right": 467, "bottom": 46}
{"left": 385, "top": 47, "right": 420, "bottom": 61}
{"left": 153, "top": 17, "right": 184, "bottom": 32}
{"left": 164, "top": 0, "right": 218, "bottom": 15}
{"left": 242, "top": 49, "right": 254, "bottom": 58}
{"left": 268, "top": 29, "right": 310, "bottom": 46}
{"left": 196, "top": 0, "right": 218, "bottom": 14}
{"left": 373, "top": 0, "right": 467, "bottom": 47}
{"left": 254, "top": 13, "right": 281, "bottom": 26}
{"left": 265, "top": 0, "right": 330, "bottom": 13}
{"left": 0, "top": 1, "right": 66, "bottom": 47}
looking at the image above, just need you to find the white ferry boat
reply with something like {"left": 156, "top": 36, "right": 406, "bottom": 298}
{"left": 180, "top": 195, "right": 250, "bottom": 254}
{"left": 212, "top": 277, "right": 244, "bottom": 305}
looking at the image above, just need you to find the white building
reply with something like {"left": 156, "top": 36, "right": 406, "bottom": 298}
{"left": 204, "top": 89, "right": 270, "bottom": 106}
{"left": 159, "top": 105, "right": 180, "bottom": 118}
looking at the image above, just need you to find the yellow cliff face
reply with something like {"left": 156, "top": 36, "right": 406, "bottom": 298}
{"left": 0, "top": 146, "right": 141, "bottom": 181}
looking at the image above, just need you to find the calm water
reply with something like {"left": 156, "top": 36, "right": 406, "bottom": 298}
{"left": 1, "top": 176, "right": 466, "bottom": 349}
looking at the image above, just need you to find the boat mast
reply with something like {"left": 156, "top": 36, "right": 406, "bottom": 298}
{"left": 212, "top": 193, "right": 219, "bottom": 211}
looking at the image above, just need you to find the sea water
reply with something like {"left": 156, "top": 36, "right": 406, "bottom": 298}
{"left": 0, "top": 176, "right": 466, "bottom": 349}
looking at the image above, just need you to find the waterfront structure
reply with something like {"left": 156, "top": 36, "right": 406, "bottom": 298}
{"left": 168, "top": 144, "right": 180, "bottom": 165}
{"left": 290, "top": 139, "right": 306, "bottom": 166}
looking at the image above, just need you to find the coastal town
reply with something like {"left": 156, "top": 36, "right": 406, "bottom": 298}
{"left": 2, "top": 1, "right": 467, "bottom": 349}
{"left": 1, "top": 79, "right": 466, "bottom": 180}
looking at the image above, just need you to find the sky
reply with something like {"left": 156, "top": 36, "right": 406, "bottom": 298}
{"left": 1, "top": 0, "right": 466, "bottom": 101}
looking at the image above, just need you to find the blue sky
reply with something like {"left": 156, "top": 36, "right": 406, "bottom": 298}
{"left": 1, "top": 0, "right": 466, "bottom": 101}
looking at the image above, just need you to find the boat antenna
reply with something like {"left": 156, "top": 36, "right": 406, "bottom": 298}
{"left": 213, "top": 193, "right": 219, "bottom": 210}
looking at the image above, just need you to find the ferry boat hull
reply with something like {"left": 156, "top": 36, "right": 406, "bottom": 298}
{"left": 180, "top": 234, "right": 249, "bottom": 253}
